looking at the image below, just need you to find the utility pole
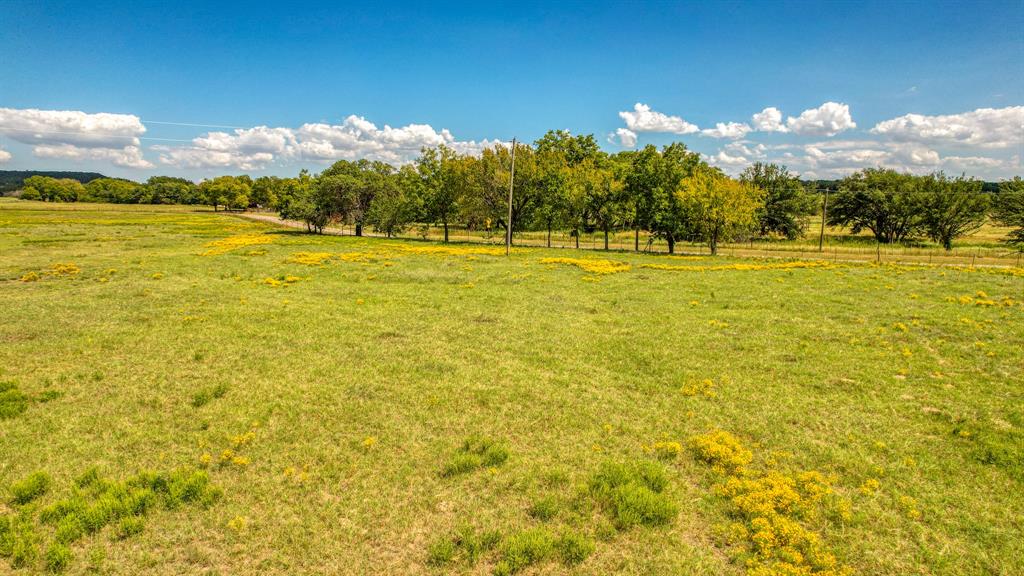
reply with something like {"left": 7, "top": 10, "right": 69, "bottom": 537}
{"left": 506, "top": 138, "right": 516, "bottom": 256}
{"left": 818, "top": 187, "right": 829, "bottom": 252}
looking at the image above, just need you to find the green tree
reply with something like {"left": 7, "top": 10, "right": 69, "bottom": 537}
{"left": 22, "top": 176, "right": 85, "bottom": 202}
{"left": 571, "top": 158, "right": 625, "bottom": 250}
{"left": 319, "top": 160, "right": 393, "bottom": 236}
{"left": 678, "top": 166, "right": 765, "bottom": 255}
{"left": 464, "top": 142, "right": 542, "bottom": 244}
{"left": 416, "top": 145, "right": 467, "bottom": 243}
{"left": 84, "top": 178, "right": 141, "bottom": 203}
{"left": 143, "top": 176, "right": 198, "bottom": 204}
{"left": 647, "top": 144, "right": 702, "bottom": 254}
{"left": 993, "top": 176, "right": 1024, "bottom": 249}
{"left": 250, "top": 176, "right": 282, "bottom": 209}
{"left": 199, "top": 176, "right": 250, "bottom": 211}
{"left": 368, "top": 165, "right": 420, "bottom": 238}
{"left": 739, "top": 162, "right": 816, "bottom": 239}
{"left": 828, "top": 169, "right": 925, "bottom": 243}
{"left": 533, "top": 130, "right": 601, "bottom": 248}
{"left": 919, "top": 173, "right": 989, "bottom": 250}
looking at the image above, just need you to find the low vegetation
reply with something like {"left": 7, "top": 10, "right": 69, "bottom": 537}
{"left": 1, "top": 201, "right": 1021, "bottom": 574}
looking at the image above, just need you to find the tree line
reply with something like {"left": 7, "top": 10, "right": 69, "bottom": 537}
{"left": 14, "top": 130, "right": 1024, "bottom": 252}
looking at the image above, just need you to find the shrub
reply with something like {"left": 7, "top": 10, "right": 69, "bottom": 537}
{"left": 455, "top": 526, "right": 501, "bottom": 564}
{"left": 190, "top": 390, "right": 212, "bottom": 408}
{"left": 494, "top": 528, "right": 553, "bottom": 576}
{"left": 45, "top": 542, "right": 72, "bottom": 573}
{"left": 426, "top": 526, "right": 501, "bottom": 567}
{"left": 425, "top": 537, "right": 456, "bottom": 567}
{"left": 608, "top": 483, "right": 678, "bottom": 529}
{"left": 554, "top": 531, "right": 594, "bottom": 566}
{"left": 528, "top": 496, "right": 560, "bottom": 522}
{"left": 0, "top": 381, "right": 30, "bottom": 420}
{"left": 40, "top": 498, "right": 87, "bottom": 525}
{"left": 441, "top": 436, "right": 510, "bottom": 477}
{"left": 588, "top": 461, "right": 677, "bottom": 530}
{"left": 37, "top": 390, "right": 63, "bottom": 403}
{"left": 10, "top": 471, "right": 51, "bottom": 505}
{"left": 115, "top": 516, "right": 145, "bottom": 539}
{"left": 54, "top": 515, "right": 85, "bottom": 544}
{"left": 2, "top": 518, "right": 39, "bottom": 568}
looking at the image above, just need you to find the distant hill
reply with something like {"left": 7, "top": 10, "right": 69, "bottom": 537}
{"left": 0, "top": 170, "right": 107, "bottom": 194}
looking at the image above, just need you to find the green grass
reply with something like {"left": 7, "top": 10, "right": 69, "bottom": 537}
{"left": 1, "top": 200, "right": 1022, "bottom": 574}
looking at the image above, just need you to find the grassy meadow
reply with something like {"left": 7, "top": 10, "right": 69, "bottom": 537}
{"left": 1, "top": 199, "right": 1023, "bottom": 575}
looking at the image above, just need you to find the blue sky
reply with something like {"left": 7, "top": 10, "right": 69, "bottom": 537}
{"left": 1, "top": 0, "right": 1021, "bottom": 180}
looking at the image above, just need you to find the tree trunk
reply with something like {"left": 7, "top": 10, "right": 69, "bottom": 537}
{"left": 443, "top": 219, "right": 449, "bottom": 243}
{"left": 574, "top": 231, "right": 580, "bottom": 250}
{"left": 604, "top": 228, "right": 609, "bottom": 250}
{"left": 547, "top": 223, "right": 552, "bottom": 248}
{"left": 635, "top": 228, "right": 639, "bottom": 252}
{"left": 355, "top": 222, "right": 363, "bottom": 237}
{"left": 667, "top": 236, "right": 675, "bottom": 254}
{"left": 710, "top": 236, "right": 718, "bottom": 255}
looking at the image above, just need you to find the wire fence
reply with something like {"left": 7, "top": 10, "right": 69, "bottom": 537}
{"left": 236, "top": 211, "right": 1024, "bottom": 269}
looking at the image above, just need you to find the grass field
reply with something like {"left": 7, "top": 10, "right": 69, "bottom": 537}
{"left": 1, "top": 199, "right": 1023, "bottom": 575}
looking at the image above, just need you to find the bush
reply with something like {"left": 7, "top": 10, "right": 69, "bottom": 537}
{"left": 608, "top": 483, "right": 677, "bottom": 529}
{"left": 494, "top": 528, "right": 553, "bottom": 576}
{"left": 588, "top": 461, "right": 677, "bottom": 530}
{"left": 10, "top": 471, "right": 51, "bottom": 505}
{"left": 0, "top": 381, "right": 30, "bottom": 420}
{"left": 455, "top": 526, "right": 501, "bottom": 564}
{"left": 555, "top": 531, "right": 594, "bottom": 566}
{"left": 425, "top": 537, "right": 456, "bottom": 567}
{"left": 441, "top": 453, "right": 482, "bottom": 477}
{"left": 45, "top": 542, "right": 72, "bottom": 573}
{"left": 440, "top": 436, "right": 510, "bottom": 477}
{"left": 115, "top": 516, "right": 145, "bottom": 539}
{"left": 54, "top": 515, "right": 85, "bottom": 544}
{"left": 528, "top": 496, "right": 560, "bottom": 522}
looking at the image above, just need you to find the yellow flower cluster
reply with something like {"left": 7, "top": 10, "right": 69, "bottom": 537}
{"left": 540, "top": 257, "right": 631, "bottom": 274}
{"left": 286, "top": 251, "right": 334, "bottom": 266}
{"left": 20, "top": 263, "right": 81, "bottom": 282}
{"left": 262, "top": 275, "right": 301, "bottom": 287}
{"left": 199, "top": 427, "right": 258, "bottom": 470}
{"left": 337, "top": 251, "right": 384, "bottom": 263}
{"left": 387, "top": 243, "right": 507, "bottom": 257}
{"left": 948, "top": 292, "right": 1019, "bottom": 307}
{"left": 282, "top": 465, "right": 310, "bottom": 484}
{"left": 202, "top": 233, "right": 275, "bottom": 256}
{"left": 693, "top": 431, "right": 851, "bottom": 576}
{"left": 51, "top": 262, "right": 82, "bottom": 276}
{"left": 650, "top": 440, "right": 684, "bottom": 460}
{"left": 688, "top": 430, "right": 753, "bottom": 474}
{"left": 681, "top": 378, "right": 717, "bottom": 397}
{"left": 641, "top": 261, "right": 837, "bottom": 273}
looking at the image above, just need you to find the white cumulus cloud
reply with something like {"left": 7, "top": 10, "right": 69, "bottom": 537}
{"left": 618, "top": 103, "right": 699, "bottom": 134}
{"left": 785, "top": 102, "right": 857, "bottom": 136}
{"left": 751, "top": 107, "right": 788, "bottom": 133}
{"left": 156, "top": 115, "right": 503, "bottom": 170}
{"left": 870, "top": 106, "right": 1024, "bottom": 149}
{"left": 0, "top": 107, "right": 145, "bottom": 148}
{"left": 0, "top": 107, "right": 151, "bottom": 169}
{"left": 701, "top": 122, "right": 752, "bottom": 139}
{"left": 0, "top": 149, "right": 11, "bottom": 163}
{"left": 33, "top": 143, "right": 153, "bottom": 169}
{"left": 608, "top": 128, "right": 637, "bottom": 148}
